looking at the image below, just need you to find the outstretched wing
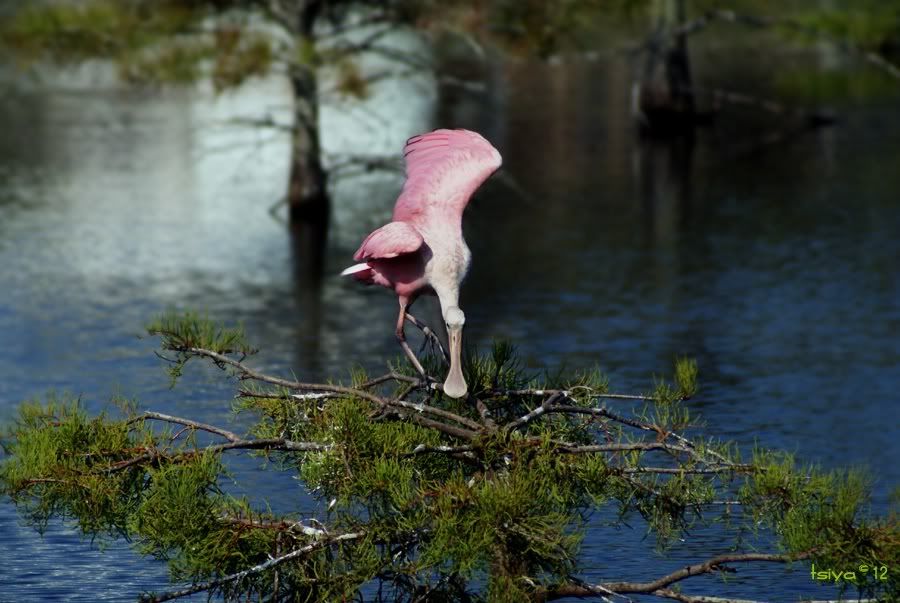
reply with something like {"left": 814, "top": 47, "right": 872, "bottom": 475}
{"left": 393, "top": 129, "right": 502, "bottom": 220}
{"left": 353, "top": 221, "right": 424, "bottom": 261}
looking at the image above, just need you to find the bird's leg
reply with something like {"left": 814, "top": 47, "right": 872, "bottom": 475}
{"left": 405, "top": 313, "right": 450, "bottom": 365}
{"left": 396, "top": 302, "right": 428, "bottom": 379}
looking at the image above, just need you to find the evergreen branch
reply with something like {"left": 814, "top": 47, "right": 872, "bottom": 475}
{"left": 105, "top": 438, "right": 330, "bottom": 473}
{"left": 515, "top": 394, "right": 738, "bottom": 469}
{"left": 141, "top": 531, "right": 365, "bottom": 602}
{"left": 180, "top": 346, "right": 481, "bottom": 436}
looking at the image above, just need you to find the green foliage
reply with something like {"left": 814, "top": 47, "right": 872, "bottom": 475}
{"left": 739, "top": 450, "right": 900, "bottom": 596}
{"left": 146, "top": 310, "right": 255, "bottom": 385}
{"left": 1, "top": 0, "right": 273, "bottom": 89}
{"left": 787, "top": 2, "right": 900, "bottom": 51}
{"left": 0, "top": 394, "right": 154, "bottom": 538}
{"left": 1, "top": 316, "right": 898, "bottom": 601}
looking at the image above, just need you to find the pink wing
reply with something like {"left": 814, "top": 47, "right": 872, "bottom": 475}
{"left": 353, "top": 221, "right": 424, "bottom": 261}
{"left": 393, "top": 129, "right": 502, "bottom": 221}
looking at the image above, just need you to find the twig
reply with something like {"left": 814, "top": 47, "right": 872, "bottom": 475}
{"left": 356, "top": 372, "right": 419, "bottom": 389}
{"left": 403, "top": 444, "right": 476, "bottom": 458}
{"left": 387, "top": 399, "right": 483, "bottom": 432}
{"left": 141, "top": 532, "right": 365, "bottom": 602}
{"left": 500, "top": 388, "right": 656, "bottom": 401}
{"left": 547, "top": 404, "right": 659, "bottom": 435}
{"left": 506, "top": 392, "right": 564, "bottom": 431}
{"left": 105, "top": 438, "right": 331, "bottom": 473}
{"left": 172, "top": 345, "right": 481, "bottom": 439}
{"left": 469, "top": 392, "right": 497, "bottom": 430}
{"left": 130, "top": 411, "right": 242, "bottom": 443}
{"left": 288, "top": 392, "right": 339, "bottom": 401}
{"left": 621, "top": 466, "right": 753, "bottom": 475}
{"left": 219, "top": 514, "right": 327, "bottom": 538}
{"left": 551, "top": 442, "right": 694, "bottom": 455}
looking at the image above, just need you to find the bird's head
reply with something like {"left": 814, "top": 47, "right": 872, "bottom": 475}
{"left": 443, "top": 306, "right": 465, "bottom": 331}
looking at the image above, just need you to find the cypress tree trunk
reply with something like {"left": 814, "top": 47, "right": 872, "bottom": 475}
{"left": 286, "top": 0, "right": 328, "bottom": 222}
{"left": 634, "top": 0, "right": 697, "bottom": 136}
{"left": 287, "top": 63, "right": 328, "bottom": 222}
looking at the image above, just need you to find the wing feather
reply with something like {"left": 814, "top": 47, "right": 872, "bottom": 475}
{"left": 352, "top": 221, "right": 424, "bottom": 261}
{"left": 393, "top": 129, "right": 502, "bottom": 220}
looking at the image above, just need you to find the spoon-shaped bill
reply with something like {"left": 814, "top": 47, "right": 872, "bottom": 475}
{"left": 443, "top": 325, "right": 467, "bottom": 399}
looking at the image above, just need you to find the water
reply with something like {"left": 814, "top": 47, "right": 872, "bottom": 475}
{"left": 1, "top": 46, "right": 899, "bottom": 601}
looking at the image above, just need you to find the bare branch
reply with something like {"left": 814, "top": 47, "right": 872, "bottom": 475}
{"left": 169, "top": 345, "right": 484, "bottom": 439}
{"left": 105, "top": 438, "right": 331, "bottom": 473}
{"left": 552, "top": 442, "right": 694, "bottom": 455}
{"left": 219, "top": 514, "right": 327, "bottom": 538}
{"left": 545, "top": 551, "right": 814, "bottom": 600}
{"left": 130, "top": 411, "right": 242, "bottom": 443}
{"left": 621, "top": 466, "right": 753, "bottom": 475}
{"left": 387, "top": 398, "right": 483, "bottom": 432}
{"left": 141, "top": 531, "right": 365, "bottom": 602}
{"left": 500, "top": 388, "right": 656, "bottom": 401}
{"left": 404, "top": 444, "right": 475, "bottom": 458}
{"left": 506, "top": 392, "right": 565, "bottom": 431}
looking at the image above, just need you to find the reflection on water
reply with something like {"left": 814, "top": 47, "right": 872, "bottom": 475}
{"left": 1, "top": 46, "right": 899, "bottom": 601}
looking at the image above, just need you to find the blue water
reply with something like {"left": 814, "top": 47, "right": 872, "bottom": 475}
{"left": 1, "top": 52, "right": 898, "bottom": 601}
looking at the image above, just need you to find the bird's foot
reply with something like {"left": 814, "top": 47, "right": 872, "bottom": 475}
{"left": 405, "top": 313, "right": 450, "bottom": 365}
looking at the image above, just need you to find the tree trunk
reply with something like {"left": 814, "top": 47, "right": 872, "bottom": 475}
{"left": 287, "top": 63, "right": 328, "bottom": 222}
{"left": 285, "top": 0, "right": 328, "bottom": 223}
{"left": 634, "top": 0, "right": 697, "bottom": 136}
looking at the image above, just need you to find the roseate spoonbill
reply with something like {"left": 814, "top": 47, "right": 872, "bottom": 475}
{"left": 341, "top": 129, "right": 502, "bottom": 399}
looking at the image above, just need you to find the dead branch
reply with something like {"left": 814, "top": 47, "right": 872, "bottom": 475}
{"left": 544, "top": 551, "right": 814, "bottom": 601}
{"left": 130, "top": 411, "right": 242, "bottom": 443}
{"left": 105, "top": 437, "right": 331, "bottom": 473}
{"left": 173, "top": 345, "right": 482, "bottom": 439}
{"left": 141, "top": 531, "right": 365, "bottom": 602}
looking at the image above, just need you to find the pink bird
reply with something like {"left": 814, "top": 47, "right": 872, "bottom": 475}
{"left": 341, "top": 129, "right": 502, "bottom": 398}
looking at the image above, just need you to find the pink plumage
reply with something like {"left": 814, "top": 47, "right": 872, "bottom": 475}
{"left": 353, "top": 221, "right": 424, "bottom": 261}
{"left": 393, "top": 129, "right": 502, "bottom": 222}
{"left": 342, "top": 128, "right": 502, "bottom": 399}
